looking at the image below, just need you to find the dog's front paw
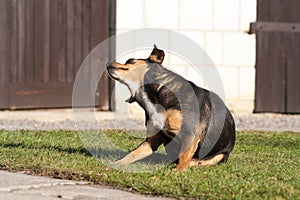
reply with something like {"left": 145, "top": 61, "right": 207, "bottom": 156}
{"left": 115, "top": 159, "right": 124, "bottom": 165}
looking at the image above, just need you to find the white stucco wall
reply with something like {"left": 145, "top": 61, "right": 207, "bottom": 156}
{"left": 114, "top": 0, "right": 257, "bottom": 118}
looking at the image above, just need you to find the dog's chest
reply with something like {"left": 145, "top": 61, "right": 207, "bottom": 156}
{"left": 138, "top": 90, "right": 182, "bottom": 137}
{"left": 146, "top": 108, "right": 182, "bottom": 138}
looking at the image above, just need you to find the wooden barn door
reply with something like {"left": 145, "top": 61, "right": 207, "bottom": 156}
{"left": 252, "top": 0, "right": 300, "bottom": 113}
{"left": 0, "top": 0, "right": 115, "bottom": 110}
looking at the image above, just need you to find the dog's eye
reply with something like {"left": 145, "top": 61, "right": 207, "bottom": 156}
{"left": 125, "top": 59, "right": 137, "bottom": 64}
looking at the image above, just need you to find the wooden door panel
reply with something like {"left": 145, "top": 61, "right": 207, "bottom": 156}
{"left": 255, "top": 0, "right": 300, "bottom": 113}
{"left": 0, "top": 0, "right": 114, "bottom": 110}
{"left": 8, "top": 83, "right": 74, "bottom": 109}
{"left": 255, "top": 32, "right": 287, "bottom": 112}
{"left": 286, "top": 33, "right": 300, "bottom": 113}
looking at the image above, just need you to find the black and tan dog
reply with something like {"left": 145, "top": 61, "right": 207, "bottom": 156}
{"left": 106, "top": 45, "right": 235, "bottom": 170}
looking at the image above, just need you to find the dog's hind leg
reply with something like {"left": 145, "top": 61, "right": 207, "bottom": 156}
{"left": 199, "top": 154, "right": 225, "bottom": 166}
{"left": 189, "top": 153, "right": 226, "bottom": 167}
{"left": 176, "top": 136, "right": 200, "bottom": 170}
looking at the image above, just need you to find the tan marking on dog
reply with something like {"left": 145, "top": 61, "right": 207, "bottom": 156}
{"left": 165, "top": 109, "right": 182, "bottom": 135}
{"left": 196, "top": 121, "right": 209, "bottom": 140}
{"left": 110, "top": 62, "right": 129, "bottom": 70}
{"left": 115, "top": 141, "right": 153, "bottom": 165}
{"left": 148, "top": 45, "right": 165, "bottom": 64}
{"left": 149, "top": 54, "right": 163, "bottom": 64}
{"left": 198, "top": 154, "right": 225, "bottom": 166}
{"left": 176, "top": 136, "right": 200, "bottom": 170}
{"left": 110, "top": 60, "right": 149, "bottom": 83}
{"left": 188, "top": 154, "right": 225, "bottom": 167}
{"left": 124, "top": 63, "right": 148, "bottom": 82}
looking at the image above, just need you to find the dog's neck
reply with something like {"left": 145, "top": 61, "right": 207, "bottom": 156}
{"left": 134, "top": 87, "right": 159, "bottom": 113}
{"left": 134, "top": 88, "right": 166, "bottom": 134}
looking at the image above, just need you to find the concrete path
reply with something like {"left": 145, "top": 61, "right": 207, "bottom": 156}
{"left": 0, "top": 170, "right": 168, "bottom": 200}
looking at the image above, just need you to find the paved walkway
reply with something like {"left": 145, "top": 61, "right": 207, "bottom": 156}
{"left": 0, "top": 170, "right": 168, "bottom": 200}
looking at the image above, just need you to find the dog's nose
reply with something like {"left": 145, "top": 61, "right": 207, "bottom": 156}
{"left": 106, "top": 62, "right": 111, "bottom": 68}
{"left": 106, "top": 60, "right": 117, "bottom": 68}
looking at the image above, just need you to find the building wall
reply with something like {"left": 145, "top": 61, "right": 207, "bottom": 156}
{"left": 114, "top": 0, "right": 256, "bottom": 119}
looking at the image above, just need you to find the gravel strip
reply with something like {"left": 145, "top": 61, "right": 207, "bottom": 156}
{"left": 0, "top": 119, "right": 146, "bottom": 131}
{"left": 0, "top": 113, "right": 300, "bottom": 132}
{"left": 235, "top": 114, "right": 300, "bottom": 132}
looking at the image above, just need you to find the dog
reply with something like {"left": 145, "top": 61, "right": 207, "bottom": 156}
{"left": 106, "top": 45, "right": 235, "bottom": 170}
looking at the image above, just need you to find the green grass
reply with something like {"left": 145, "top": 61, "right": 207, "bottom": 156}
{"left": 0, "top": 130, "right": 299, "bottom": 199}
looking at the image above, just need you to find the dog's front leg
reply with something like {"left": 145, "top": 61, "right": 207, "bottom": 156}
{"left": 115, "top": 133, "right": 164, "bottom": 165}
{"left": 115, "top": 141, "right": 153, "bottom": 165}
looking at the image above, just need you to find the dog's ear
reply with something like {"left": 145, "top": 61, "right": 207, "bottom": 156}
{"left": 148, "top": 45, "right": 165, "bottom": 64}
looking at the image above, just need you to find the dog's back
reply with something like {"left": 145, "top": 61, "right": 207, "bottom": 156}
{"left": 192, "top": 86, "right": 236, "bottom": 162}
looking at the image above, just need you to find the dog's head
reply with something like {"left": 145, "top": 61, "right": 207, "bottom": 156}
{"left": 107, "top": 45, "right": 165, "bottom": 99}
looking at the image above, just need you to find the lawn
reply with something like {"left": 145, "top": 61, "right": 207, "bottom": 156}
{"left": 0, "top": 130, "right": 299, "bottom": 199}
